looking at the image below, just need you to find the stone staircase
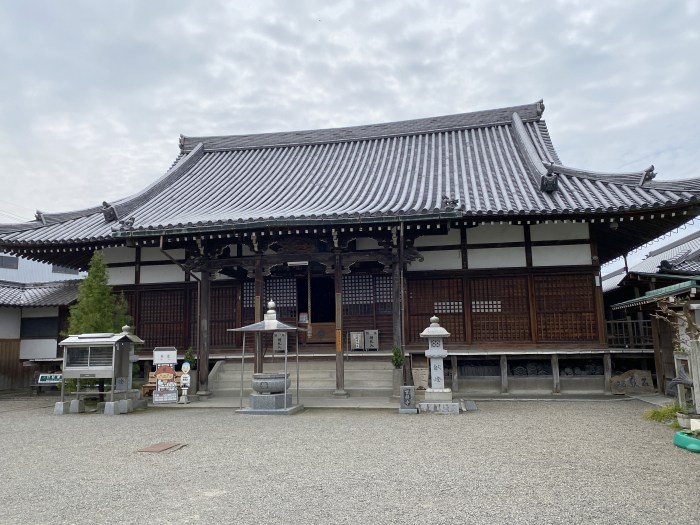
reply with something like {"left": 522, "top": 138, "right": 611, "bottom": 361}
{"left": 209, "top": 358, "right": 395, "bottom": 398}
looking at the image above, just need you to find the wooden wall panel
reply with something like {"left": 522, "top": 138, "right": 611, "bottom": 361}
{"left": 534, "top": 274, "right": 597, "bottom": 341}
{"left": 407, "top": 278, "right": 465, "bottom": 343}
{"left": 470, "top": 276, "right": 531, "bottom": 342}
{"left": 0, "top": 340, "right": 34, "bottom": 390}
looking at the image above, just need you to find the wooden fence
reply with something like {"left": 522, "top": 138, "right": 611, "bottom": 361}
{"left": 606, "top": 320, "right": 653, "bottom": 349}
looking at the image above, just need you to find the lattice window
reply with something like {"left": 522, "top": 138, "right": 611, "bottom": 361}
{"left": 210, "top": 285, "right": 237, "bottom": 347}
{"left": 242, "top": 281, "right": 255, "bottom": 323}
{"left": 342, "top": 274, "right": 373, "bottom": 316}
{"left": 374, "top": 274, "right": 393, "bottom": 315}
{"left": 139, "top": 289, "right": 186, "bottom": 348}
{"left": 470, "top": 277, "right": 530, "bottom": 342}
{"left": 265, "top": 278, "right": 297, "bottom": 319}
{"left": 535, "top": 274, "right": 596, "bottom": 342}
{"left": 407, "top": 278, "right": 465, "bottom": 342}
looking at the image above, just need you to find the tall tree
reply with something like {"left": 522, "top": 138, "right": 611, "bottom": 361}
{"left": 67, "top": 251, "right": 131, "bottom": 334}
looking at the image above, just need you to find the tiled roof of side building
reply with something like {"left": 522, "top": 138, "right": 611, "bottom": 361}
{"left": 628, "top": 229, "right": 700, "bottom": 275}
{"left": 1, "top": 99, "right": 699, "bottom": 246}
{"left": 0, "top": 280, "right": 80, "bottom": 307}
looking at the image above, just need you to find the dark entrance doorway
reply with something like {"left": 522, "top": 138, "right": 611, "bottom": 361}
{"left": 296, "top": 275, "right": 336, "bottom": 343}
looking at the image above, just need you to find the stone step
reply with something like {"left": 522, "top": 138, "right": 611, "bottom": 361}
{"left": 213, "top": 387, "right": 393, "bottom": 398}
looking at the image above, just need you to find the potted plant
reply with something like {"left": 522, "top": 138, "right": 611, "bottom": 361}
{"left": 674, "top": 429, "right": 700, "bottom": 453}
{"left": 391, "top": 346, "right": 405, "bottom": 399}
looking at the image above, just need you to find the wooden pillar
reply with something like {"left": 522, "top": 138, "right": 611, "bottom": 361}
{"left": 603, "top": 352, "right": 612, "bottom": 394}
{"left": 254, "top": 253, "right": 263, "bottom": 374}
{"left": 650, "top": 317, "right": 664, "bottom": 393}
{"left": 500, "top": 355, "right": 508, "bottom": 394}
{"left": 392, "top": 247, "right": 402, "bottom": 349}
{"left": 551, "top": 354, "right": 560, "bottom": 394}
{"left": 197, "top": 268, "right": 211, "bottom": 395}
{"left": 451, "top": 355, "right": 459, "bottom": 393}
{"left": 333, "top": 250, "right": 347, "bottom": 397}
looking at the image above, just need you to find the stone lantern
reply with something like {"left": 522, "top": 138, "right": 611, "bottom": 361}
{"left": 418, "top": 315, "right": 459, "bottom": 414}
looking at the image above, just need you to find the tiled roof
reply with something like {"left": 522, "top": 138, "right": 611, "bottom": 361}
{"left": 601, "top": 266, "right": 627, "bottom": 293}
{"left": 628, "top": 229, "right": 700, "bottom": 275}
{"left": 1, "top": 100, "right": 700, "bottom": 246}
{"left": 0, "top": 280, "right": 80, "bottom": 307}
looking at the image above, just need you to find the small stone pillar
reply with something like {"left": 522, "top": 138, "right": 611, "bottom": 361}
{"left": 418, "top": 316, "right": 459, "bottom": 414}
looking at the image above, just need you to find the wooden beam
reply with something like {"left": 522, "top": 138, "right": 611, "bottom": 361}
{"left": 500, "top": 355, "right": 508, "bottom": 394}
{"left": 651, "top": 317, "right": 664, "bottom": 394}
{"left": 603, "top": 352, "right": 612, "bottom": 394}
{"left": 197, "top": 268, "right": 211, "bottom": 395}
{"left": 333, "top": 250, "right": 347, "bottom": 397}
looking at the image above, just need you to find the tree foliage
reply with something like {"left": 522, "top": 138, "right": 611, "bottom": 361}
{"left": 67, "top": 251, "right": 131, "bottom": 334}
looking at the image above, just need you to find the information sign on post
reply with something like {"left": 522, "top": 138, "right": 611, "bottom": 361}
{"left": 364, "top": 330, "right": 379, "bottom": 350}
{"left": 273, "top": 332, "right": 287, "bottom": 353}
{"left": 153, "top": 347, "right": 177, "bottom": 365}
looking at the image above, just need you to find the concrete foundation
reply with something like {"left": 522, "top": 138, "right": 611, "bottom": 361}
{"left": 418, "top": 402, "right": 460, "bottom": 414}
{"left": 250, "top": 392, "right": 292, "bottom": 410}
{"left": 103, "top": 402, "right": 121, "bottom": 416}
{"left": 118, "top": 399, "right": 134, "bottom": 414}
{"left": 69, "top": 400, "right": 85, "bottom": 414}
{"left": 54, "top": 401, "right": 70, "bottom": 415}
{"left": 425, "top": 389, "right": 453, "bottom": 402}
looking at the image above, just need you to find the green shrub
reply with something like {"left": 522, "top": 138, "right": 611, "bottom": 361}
{"left": 391, "top": 346, "right": 405, "bottom": 368}
{"left": 643, "top": 402, "right": 681, "bottom": 423}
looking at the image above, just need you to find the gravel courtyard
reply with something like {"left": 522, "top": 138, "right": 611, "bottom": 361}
{"left": 2, "top": 395, "right": 697, "bottom": 525}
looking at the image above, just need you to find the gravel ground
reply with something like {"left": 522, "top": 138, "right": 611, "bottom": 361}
{"left": 2, "top": 395, "right": 698, "bottom": 525}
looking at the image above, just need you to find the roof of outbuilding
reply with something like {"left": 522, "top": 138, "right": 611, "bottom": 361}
{"left": 1, "top": 100, "right": 699, "bottom": 249}
{"left": 0, "top": 280, "right": 80, "bottom": 307}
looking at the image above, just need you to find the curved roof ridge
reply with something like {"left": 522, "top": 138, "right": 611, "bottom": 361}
{"left": 180, "top": 100, "right": 546, "bottom": 153}
{"left": 547, "top": 163, "right": 653, "bottom": 185}
{"left": 110, "top": 144, "right": 204, "bottom": 222}
{"left": 510, "top": 111, "right": 548, "bottom": 188}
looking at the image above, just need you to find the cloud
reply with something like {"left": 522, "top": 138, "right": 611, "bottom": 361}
{"left": 0, "top": 0, "right": 698, "bottom": 221}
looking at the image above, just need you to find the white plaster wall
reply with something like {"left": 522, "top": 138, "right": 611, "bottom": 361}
{"left": 530, "top": 222, "right": 589, "bottom": 241}
{"left": 531, "top": 244, "right": 592, "bottom": 266}
{"left": 356, "top": 237, "right": 380, "bottom": 250}
{"left": 0, "top": 307, "right": 21, "bottom": 338}
{"left": 101, "top": 246, "right": 136, "bottom": 264}
{"left": 142, "top": 247, "right": 186, "bottom": 262}
{"left": 108, "top": 267, "right": 135, "bottom": 286}
{"left": 20, "top": 339, "right": 58, "bottom": 359}
{"left": 21, "top": 307, "right": 58, "bottom": 318}
{"left": 242, "top": 244, "right": 255, "bottom": 256}
{"left": 467, "top": 247, "right": 527, "bottom": 269}
{"left": 467, "top": 224, "right": 524, "bottom": 244}
{"left": 407, "top": 250, "right": 462, "bottom": 271}
{"left": 140, "top": 265, "right": 185, "bottom": 284}
{"left": 414, "top": 229, "right": 461, "bottom": 247}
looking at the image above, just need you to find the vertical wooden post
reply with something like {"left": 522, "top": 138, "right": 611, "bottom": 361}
{"left": 500, "top": 354, "right": 508, "bottom": 394}
{"left": 451, "top": 355, "right": 459, "bottom": 393}
{"left": 392, "top": 246, "right": 402, "bottom": 349}
{"left": 197, "top": 267, "right": 211, "bottom": 395}
{"left": 254, "top": 253, "right": 263, "bottom": 374}
{"left": 651, "top": 317, "right": 664, "bottom": 393}
{"left": 603, "top": 352, "right": 612, "bottom": 394}
{"left": 551, "top": 354, "right": 560, "bottom": 394}
{"left": 333, "top": 250, "right": 347, "bottom": 397}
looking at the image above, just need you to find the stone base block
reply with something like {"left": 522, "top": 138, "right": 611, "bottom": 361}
{"left": 118, "top": 399, "right": 133, "bottom": 414}
{"left": 691, "top": 418, "right": 700, "bottom": 431}
{"left": 69, "top": 400, "right": 85, "bottom": 414}
{"left": 425, "top": 388, "right": 453, "bottom": 402}
{"left": 237, "top": 404, "right": 304, "bottom": 416}
{"left": 103, "top": 402, "right": 122, "bottom": 416}
{"left": 418, "top": 402, "right": 460, "bottom": 414}
{"left": 399, "top": 408, "right": 418, "bottom": 414}
{"left": 54, "top": 401, "right": 70, "bottom": 415}
{"left": 250, "top": 392, "right": 293, "bottom": 410}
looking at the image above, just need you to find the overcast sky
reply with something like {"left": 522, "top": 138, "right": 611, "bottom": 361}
{"left": 1, "top": 0, "right": 699, "bottom": 265}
